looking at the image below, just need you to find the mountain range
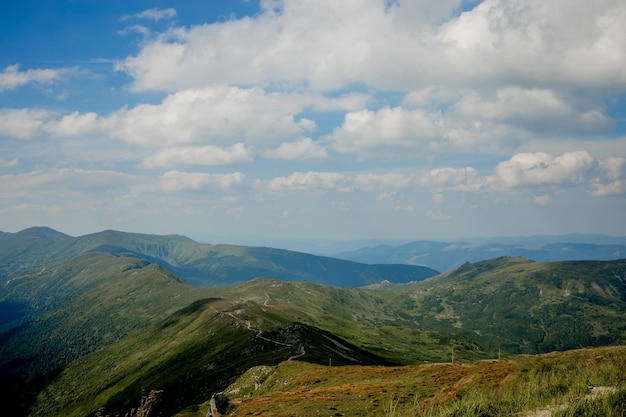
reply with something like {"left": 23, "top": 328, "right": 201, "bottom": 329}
{"left": 1, "top": 227, "right": 625, "bottom": 416}
{"left": 333, "top": 239, "right": 626, "bottom": 272}
{"left": 0, "top": 227, "right": 438, "bottom": 287}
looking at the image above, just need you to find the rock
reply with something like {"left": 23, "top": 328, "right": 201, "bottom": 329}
{"left": 207, "top": 392, "right": 229, "bottom": 417}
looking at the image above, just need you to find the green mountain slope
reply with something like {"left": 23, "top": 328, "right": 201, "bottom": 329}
{"left": 0, "top": 227, "right": 439, "bottom": 287}
{"left": 28, "top": 298, "right": 392, "bottom": 417}
{"left": 2, "top": 231, "right": 626, "bottom": 417}
{"left": 211, "top": 278, "right": 485, "bottom": 365}
{"left": 384, "top": 256, "right": 626, "bottom": 353}
{"left": 334, "top": 239, "right": 626, "bottom": 272}
{"left": 0, "top": 252, "right": 216, "bottom": 414}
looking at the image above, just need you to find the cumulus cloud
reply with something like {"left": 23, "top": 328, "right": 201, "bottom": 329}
{"left": 0, "top": 65, "right": 73, "bottom": 92}
{"left": 327, "top": 87, "right": 614, "bottom": 160}
{"left": 0, "top": 108, "right": 51, "bottom": 139}
{"left": 107, "top": 87, "right": 309, "bottom": 147}
{"left": 420, "top": 151, "right": 625, "bottom": 197}
{"left": 419, "top": 167, "right": 481, "bottom": 191}
{"left": 159, "top": 170, "right": 246, "bottom": 192}
{"left": 0, "top": 169, "right": 142, "bottom": 197}
{"left": 45, "top": 112, "right": 102, "bottom": 137}
{"left": 265, "top": 171, "right": 351, "bottom": 192}
{"left": 116, "top": 0, "right": 626, "bottom": 93}
{"left": 327, "top": 107, "right": 446, "bottom": 157}
{"left": 451, "top": 88, "right": 614, "bottom": 137}
{"left": 489, "top": 151, "right": 596, "bottom": 189}
{"left": 262, "top": 138, "right": 328, "bottom": 160}
{"left": 141, "top": 143, "right": 255, "bottom": 168}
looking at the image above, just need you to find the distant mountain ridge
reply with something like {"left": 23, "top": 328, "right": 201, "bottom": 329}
{"left": 0, "top": 227, "right": 439, "bottom": 287}
{"left": 334, "top": 239, "right": 626, "bottom": 272}
{"left": 1, "top": 226, "right": 626, "bottom": 416}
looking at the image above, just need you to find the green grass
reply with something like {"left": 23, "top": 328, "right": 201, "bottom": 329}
{"left": 27, "top": 297, "right": 394, "bottom": 417}
{"left": 223, "top": 345, "right": 626, "bottom": 417}
{"left": 3, "top": 250, "right": 626, "bottom": 416}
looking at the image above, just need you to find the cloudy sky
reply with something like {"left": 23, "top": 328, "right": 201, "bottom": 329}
{"left": 1, "top": 0, "right": 625, "bottom": 244}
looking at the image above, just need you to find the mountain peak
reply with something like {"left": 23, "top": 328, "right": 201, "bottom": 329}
{"left": 14, "top": 226, "right": 72, "bottom": 240}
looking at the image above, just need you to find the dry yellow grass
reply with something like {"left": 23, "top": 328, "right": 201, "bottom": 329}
{"left": 215, "top": 346, "right": 626, "bottom": 417}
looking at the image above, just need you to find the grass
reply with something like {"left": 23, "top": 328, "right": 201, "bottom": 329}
{"left": 215, "top": 345, "right": 626, "bottom": 417}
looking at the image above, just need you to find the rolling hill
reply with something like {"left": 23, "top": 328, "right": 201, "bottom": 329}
{"left": 376, "top": 256, "right": 626, "bottom": 353}
{"left": 0, "top": 227, "right": 439, "bottom": 287}
{"left": 27, "top": 297, "right": 394, "bottom": 417}
{"left": 2, "top": 227, "right": 626, "bottom": 416}
{"left": 334, "top": 239, "right": 626, "bottom": 272}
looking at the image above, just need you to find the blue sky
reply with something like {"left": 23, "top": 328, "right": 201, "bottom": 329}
{"left": 1, "top": 0, "right": 625, "bottom": 244}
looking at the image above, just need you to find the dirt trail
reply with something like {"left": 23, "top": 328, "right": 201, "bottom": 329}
{"left": 225, "top": 311, "right": 305, "bottom": 353}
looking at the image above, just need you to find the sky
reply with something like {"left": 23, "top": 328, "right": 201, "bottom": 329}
{"left": 1, "top": 0, "right": 625, "bottom": 244}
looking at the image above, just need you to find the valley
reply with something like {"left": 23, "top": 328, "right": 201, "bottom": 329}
{"left": 1, "top": 227, "right": 625, "bottom": 416}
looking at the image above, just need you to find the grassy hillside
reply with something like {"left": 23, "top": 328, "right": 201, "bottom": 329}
{"left": 0, "top": 252, "right": 222, "bottom": 416}
{"left": 27, "top": 298, "right": 393, "bottom": 417}
{"left": 2, "top": 233, "right": 626, "bottom": 417}
{"left": 195, "top": 345, "right": 626, "bottom": 417}
{"left": 396, "top": 257, "right": 626, "bottom": 354}
{"left": 212, "top": 278, "right": 485, "bottom": 365}
{"left": 0, "top": 227, "right": 439, "bottom": 287}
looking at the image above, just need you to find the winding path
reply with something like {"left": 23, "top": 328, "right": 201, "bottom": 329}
{"left": 225, "top": 311, "right": 306, "bottom": 358}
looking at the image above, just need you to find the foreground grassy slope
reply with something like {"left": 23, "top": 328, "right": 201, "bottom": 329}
{"left": 203, "top": 345, "right": 626, "bottom": 417}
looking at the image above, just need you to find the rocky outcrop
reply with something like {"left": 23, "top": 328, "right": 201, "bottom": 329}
{"left": 130, "top": 390, "right": 164, "bottom": 417}
{"left": 207, "top": 392, "right": 229, "bottom": 417}
{"left": 94, "top": 390, "right": 165, "bottom": 417}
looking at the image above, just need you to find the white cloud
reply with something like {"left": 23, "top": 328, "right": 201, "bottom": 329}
{"left": 532, "top": 195, "right": 550, "bottom": 206}
{"left": 0, "top": 157, "right": 18, "bottom": 167}
{"left": 0, "top": 108, "right": 51, "bottom": 139}
{"left": 116, "top": 0, "right": 626, "bottom": 93}
{"left": 0, "top": 65, "right": 73, "bottom": 92}
{"left": 420, "top": 151, "right": 625, "bottom": 197}
{"left": 354, "top": 172, "right": 419, "bottom": 191}
{"left": 121, "top": 8, "right": 176, "bottom": 22}
{"left": 265, "top": 171, "right": 351, "bottom": 192}
{"left": 107, "top": 86, "right": 307, "bottom": 147}
{"left": 590, "top": 180, "right": 625, "bottom": 197}
{"left": 489, "top": 151, "right": 596, "bottom": 189}
{"left": 45, "top": 112, "right": 102, "bottom": 137}
{"left": 263, "top": 138, "right": 328, "bottom": 160}
{"left": 452, "top": 87, "right": 613, "bottom": 135}
{"left": 599, "top": 157, "right": 626, "bottom": 180}
{"left": 377, "top": 191, "right": 396, "bottom": 201}
{"left": 432, "top": 193, "right": 445, "bottom": 205}
{"left": 327, "top": 107, "right": 444, "bottom": 158}
{"left": 159, "top": 170, "right": 246, "bottom": 192}
{"left": 419, "top": 167, "right": 481, "bottom": 191}
{"left": 0, "top": 169, "right": 142, "bottom": 197}
{"left": 141, "top": 143, "right": 255, "bottom": 168}
{"left": 327, "top": 87, "right": 614, "bottom": 160}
